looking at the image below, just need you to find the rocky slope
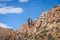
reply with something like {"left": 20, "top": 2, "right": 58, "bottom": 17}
{"left": 0, "top": 27, "right": 16, "bottom": 40}
{"left": 17, "top": 5, "right": 60, "bottom": 40}
{"left": 0, "top": 5, "right": 60, "bottom": 40}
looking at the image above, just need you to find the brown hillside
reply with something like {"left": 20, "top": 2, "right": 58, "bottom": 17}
{"left": 0, "top": 27, "right": 16, "bottom": 40}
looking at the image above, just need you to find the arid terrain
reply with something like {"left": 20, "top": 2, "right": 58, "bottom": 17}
{"left": 0, "top": 6, "right": 60, "bottom": 40}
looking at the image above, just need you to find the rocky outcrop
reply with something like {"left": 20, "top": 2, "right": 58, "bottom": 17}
{"left": 0, "top": 5, "right": 60, "bottom": 40}
{"left": 18, "top": 5, "right": 60, "bottom": 40}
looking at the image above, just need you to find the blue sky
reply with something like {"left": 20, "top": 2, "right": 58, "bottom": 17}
{"left": 0, "top": 0, "right": 60, "bottom": 30}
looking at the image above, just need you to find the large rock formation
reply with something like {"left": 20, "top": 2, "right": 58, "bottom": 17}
{"left": 0, "top": 5, "right": 60, "bottom": 40}
{"left": 18, "top": 5, "right": 60, "bottom": 40}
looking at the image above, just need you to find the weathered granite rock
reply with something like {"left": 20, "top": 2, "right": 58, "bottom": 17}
{"left": 18, "top": 5, "right": 60, "bottom": 40}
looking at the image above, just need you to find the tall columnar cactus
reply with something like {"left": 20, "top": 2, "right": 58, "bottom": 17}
{"left": 27, "top": 17, "right": 32, "bottom": 28}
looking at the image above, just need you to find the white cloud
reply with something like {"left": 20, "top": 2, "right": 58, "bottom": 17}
{"left": 0, "top": 6, "right": 23, "bottom": 14}
{"left": 0, "top": 23, "right": 12, "bottom": 28}
{"left": 19, "top": 0, "right": 28, "bottom": 2}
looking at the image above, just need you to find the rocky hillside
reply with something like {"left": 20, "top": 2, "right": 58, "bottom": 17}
{"left": 0, "top": 5, "right": 60, "bottom": 40}
{"left": 0, "top": 27, "right": 16, "bottom": 40}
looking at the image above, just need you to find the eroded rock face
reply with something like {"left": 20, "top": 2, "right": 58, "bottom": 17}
{"left": 17, "top": 6, "right": 60, "bottom": 40}
{"left": 0, "top": 6, "right": 60, "bottom": 40}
